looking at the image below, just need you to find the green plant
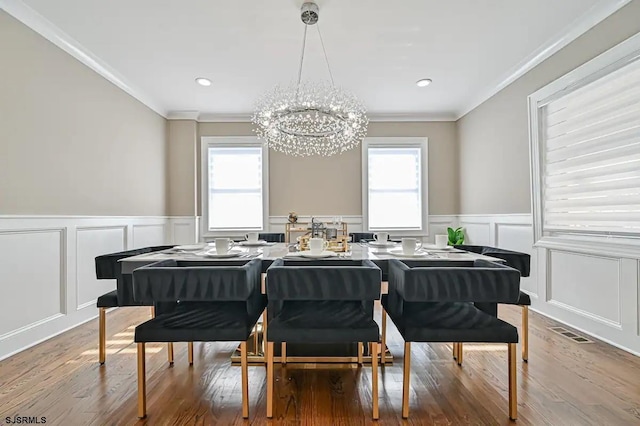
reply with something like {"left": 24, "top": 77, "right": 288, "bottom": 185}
{"left": 447, "top": 227, "right": 465, "bottom": 245}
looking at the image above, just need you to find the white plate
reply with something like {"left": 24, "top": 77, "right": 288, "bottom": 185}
{"left": 296, "top": 251, "right": 338, "bottom": 259}
{"left": 388, "top": 248, "right": 431, "bottom": 258}
{"left": 367, "top": 240, "right": 397, "bottom": 247}
{"left": 175, "top": 244, "right": 204, "bottom": 251}
{"left": 238, "top": 240, "right": 273, "bottom": 247}
{"left": 422, "top": 243, "right": 454, "bottom": 251}
{"left": 203, "top": 249, "right": 245, "bottom": 258}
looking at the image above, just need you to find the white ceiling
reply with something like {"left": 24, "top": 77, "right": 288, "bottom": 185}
{"left": 6, "top": 0, "right": 628, "bottom": 119}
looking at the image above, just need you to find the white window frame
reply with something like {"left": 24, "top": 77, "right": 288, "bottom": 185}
{"left": 362, "top": 137, "right": 429, "bottom": 236}
{"left": 528, "top": 32, "right": 640, "bottom": 250}
{"left": 201, "top": 136, "right": 269, "bottom": 238}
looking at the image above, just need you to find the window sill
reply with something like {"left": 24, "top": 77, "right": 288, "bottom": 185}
{"left": 535, "top": 235, "right": 640, "bottom": 259}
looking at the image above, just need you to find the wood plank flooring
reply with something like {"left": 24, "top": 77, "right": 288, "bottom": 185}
{"left": 1, "top": 304, "right": 639, "bottom": 425}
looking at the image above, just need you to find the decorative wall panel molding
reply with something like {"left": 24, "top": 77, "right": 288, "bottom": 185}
{"left": 0, "top": 216, "right": 175, "bottom": 361}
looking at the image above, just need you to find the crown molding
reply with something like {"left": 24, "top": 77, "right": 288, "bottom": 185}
{"left": 193, "top": 111, "right": 457, "bottom": 123}
{"left": 367, "top": 112, "right": 456, "bottom": 122}
{"left": 0, "top": 0, "right": 168, "bottom": 117}
{"left": 197, "top": 113, "right": 253, "bottom": 122}
{"left": 455, "top": 0, "right": 632, "bottom": 120}
{"left": 167, "top": 110, "right": 200, "bottom": 120}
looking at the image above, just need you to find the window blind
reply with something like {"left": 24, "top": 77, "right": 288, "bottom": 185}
{"left": 367, "top": 147, "right": 422, "bottom": 229}
{"left": 542, "top": 57, "right": 640, "bottom": 234}
{"left": 207, "top": 146, "right": 263, "bottom": 230}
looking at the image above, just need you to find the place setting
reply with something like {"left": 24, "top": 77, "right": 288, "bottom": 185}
{"left": 237, "top": 232, "right": 277, "bottom": 247}
{"left": 364, "top": 232, "right": 399, "bottom": 249}
{"left": 386, "top": 237, "right": 439, "bottom": 258}
{"left": 285, "top": 237, "right": 341, "bottom": 259}
{"left": 200, "top": 238, "right": 260, "bottom": 259}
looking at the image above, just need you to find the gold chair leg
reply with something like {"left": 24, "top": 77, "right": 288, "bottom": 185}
{"left": 253, "top": 323, "right": 259, "bottom": 355}
{"left": 266, "top": 342, "right": 274, "bottom": 418}
{"left": 508, "top": 343, "right": 517, "bottom": 420}
{"left": 241, "top": 341, "right": 249, "bottom": 419}
{"left": 167, "top": 342, "right": 174, "bottom": 365}
{"left": 371, "top": 342, "right": 379, "bottom": 420}
{"left": 522, "top": 306, "right": 529, "bottom": 362}
{"left": 263, "top": 310, "right": 268, "bottom": 364}
{"left": 188, "top": 342, "right": 194, "bottom": 365}
{"left": 402, "top": 342, "right": 411, "bottom": 419}
{"left": 137, "top": 343, "right": 147, "bottom": 419}
{"left": 457, "top": 343, "right": 463, "bottom": 366}
{"left": 281, "top": 342, "right": 287, "bottom": 365}
{"left": 357, "top": 342, "right": 364, "bottom": 365}
{"left": 99, "top": 308, "right": 106, "bottom": 365}
{"left": 381, "top": 309, "right": 387, "bottom": 366}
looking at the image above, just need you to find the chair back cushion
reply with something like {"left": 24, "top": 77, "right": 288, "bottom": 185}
{"left": 454, "top": 245, "right": 530, "bottom": 277}
{"left": 389, "top": 258, "right": 520, "bottom": 304}
{"left": 132, "top": 258, "right": 262, "bottom": 303}
{"left": 349, "top": 232, "right": 375, "bottom": 242}
{"left": 259, "top": 233, "right": 285, "bottom": 242}
{"left": 95, "top": 245, "right": 175, "bottom": 305}
{"left": 266, "top": 259, "right": 381, "bottom": 301}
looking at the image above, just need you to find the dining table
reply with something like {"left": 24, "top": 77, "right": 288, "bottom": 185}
{"left": 118, "top": 242, "right": 509, "bottom": 364}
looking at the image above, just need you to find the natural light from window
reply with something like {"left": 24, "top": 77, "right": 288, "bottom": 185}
{"left": 367, "top": 147, "right": 422, "bottom": 229}
{"left": 208, "top": 146, "right": 263, "bottom": 230}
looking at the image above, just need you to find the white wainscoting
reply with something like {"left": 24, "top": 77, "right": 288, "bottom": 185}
{"left": 0, "top": 215, "right": 197, "bottom": 361}
{"left": 4, "top": 213, "right": 637, "bottom": 360}
{"left": 458, "top": 214, "right": 640, "bottom": 356}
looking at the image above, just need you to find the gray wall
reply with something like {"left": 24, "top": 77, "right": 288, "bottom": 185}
{"left": 0, "top": 11, "right": 167, "bottom": 216}
{"left": 457, "top": 0, "right": 640, "bottom": 214}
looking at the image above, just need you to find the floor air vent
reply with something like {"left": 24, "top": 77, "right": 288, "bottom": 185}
{"left": 549, "top": 326, "right": 593, "bottom": 343}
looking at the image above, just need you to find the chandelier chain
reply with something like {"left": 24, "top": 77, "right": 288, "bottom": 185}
{"left": 296, "top": 24, "right": 309, "bottom": 87}
{"left": 316, "top": 23, "right": 335, "bottom": 86}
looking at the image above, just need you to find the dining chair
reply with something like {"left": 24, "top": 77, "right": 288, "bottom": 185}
{"left": 349, "top": 232, "right": 375, "bottom": 242}
{"left": 379, "top": 259, "right": 474, "bottom": 365}
{"left": 131, "top": 258, "right": 265, "bottom": 419}
{"left": 259, "top": 233, "right": 285, "bottom": 243}
{"left": 453, "top": 245, "right": 531, "bottom": 362}
{"left": 383, "top": 259, "right": 521, "bottom": 420}
{"left": 94, "top": 245, "right": 175, "bottom": 365}
{"left": 264, "top": 259, "right": 382, "bottom": 419}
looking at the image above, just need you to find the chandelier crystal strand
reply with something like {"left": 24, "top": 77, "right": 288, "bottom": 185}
{"left": 252, "top": 2, "right": 368, "bottom": 157}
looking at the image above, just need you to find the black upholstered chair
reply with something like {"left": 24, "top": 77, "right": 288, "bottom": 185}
{"left": 349, "top": 232, "right": 375, "bottom": 242}
{"left": 132, "top": 258, "right": 265, "bottom": 419}
{"left": 454, "top": 245, "right": 531, "bottom": 361}
{"left": 383, "top": 259, "right": 521, "bottom": 420}
{"left": 94, "top": 245, "right": 175, "bottom": 364}
{"left": 379, "top": 259, "right": 475, "bottom": 364}
{"left": 264, "top": 259, "right": 382, "bottom": 419}
{"left": 259, "top": 233, "right": 285, "bottom": 243}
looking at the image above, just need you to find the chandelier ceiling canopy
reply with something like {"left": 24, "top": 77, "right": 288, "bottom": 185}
{"left": 252, "top": 2, "right": 368, "bottom": 157}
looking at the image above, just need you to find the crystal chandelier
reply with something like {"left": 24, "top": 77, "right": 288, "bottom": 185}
{"left": 252, "top": 2, "right": 368, "bottom": 157}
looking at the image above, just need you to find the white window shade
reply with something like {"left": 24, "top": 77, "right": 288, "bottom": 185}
{"left": 541, "top": 56, "right": 640, "bottom": 235}
{"left": 207, "top": 145, "right": 264, "bottom": 231}
{"left": 362, "top": 138, "right": 428, "bottom": 234}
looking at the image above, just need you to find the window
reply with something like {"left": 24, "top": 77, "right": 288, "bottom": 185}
{"left": 201, "top": 137, "right": 268, "bottom": 235}
{"left": 362, "top": 137, "right": 428, "bottom": 234}
{"left": 529, "top": 33, "right": 640, "bottom": 244}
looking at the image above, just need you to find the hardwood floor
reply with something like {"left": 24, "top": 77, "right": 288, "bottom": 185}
{"left": 1, "top": 305, "right": 639, "bottom": 425}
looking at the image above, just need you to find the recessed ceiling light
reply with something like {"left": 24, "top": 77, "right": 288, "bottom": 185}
{"left": 416, "top": 78, "right": 432, "bottom": 87}
{"left": 195, "top": 77, "right": 212, "bottom": 87}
